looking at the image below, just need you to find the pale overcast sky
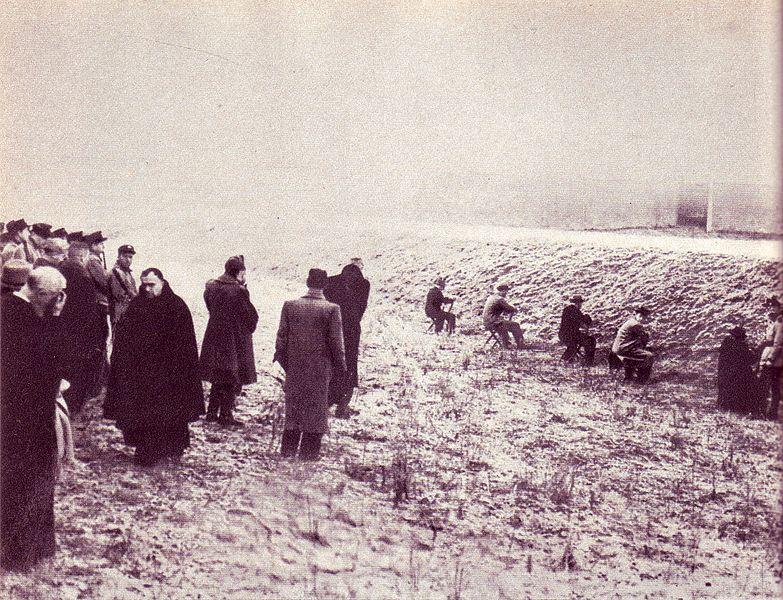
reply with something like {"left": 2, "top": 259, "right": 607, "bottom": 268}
{"left": 1, "top": 1, "right": 779, "bottom": 224}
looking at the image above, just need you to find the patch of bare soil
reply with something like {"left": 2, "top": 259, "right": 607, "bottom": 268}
{"left": 1, "top": 223, "right": 780, "bottom": 599}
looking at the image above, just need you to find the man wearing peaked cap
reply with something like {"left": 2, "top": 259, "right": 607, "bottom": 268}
{"left": 66, "top": 231, "right": 83, "bottom": 243}
{"left": 84, "top": 231, "right": 111, "bottom": 384}
{"left": 1, "top": 219, "right": 35, "bottom": 265}
{"left": 29, "top": 224, "right": 52, "bottom": 264}
{"left": 30, "top": 223, "right": 51, "bottom": 239}
{"left": 50, "top": 228, "right": 68, "bottom": 239}
{"left": 109, "top": 245, "right": 137, "bottom": 329}
{"left": 559, "top": 294, "right": 596, "bottom": 364}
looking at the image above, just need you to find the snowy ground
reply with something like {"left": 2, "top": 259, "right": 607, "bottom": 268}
{"left": 1, "top": 221, "right": 781, "bottom": 599}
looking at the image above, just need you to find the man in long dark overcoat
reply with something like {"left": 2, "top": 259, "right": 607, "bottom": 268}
{"left": 324, "top": 262, "right": 369, "bottom": 418}
{"left": 104, "top": 268, "right": 204, "bottom": 466}
{"left": 1, "top": 267, "right": 67, "bottom": 571}
{"left": 717, "top": 326, "right": 763, "bottom": 414}
{"left": 199, "top": 256, "right": 258, "bottom": 427}
{"left": 57, "top": 242, "right": 104, "bottom": 414}
{"left": 275, "top": 269, "right": 346, "bottom": 460}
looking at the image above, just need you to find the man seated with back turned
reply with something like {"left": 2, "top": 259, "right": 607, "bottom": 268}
{"left": 482, "top": 283, "right": 524, "bottom": 349}
{"left": 559, "top": 294, "right": 596, "bottom": 364}
{"left": 425, "top": 276, "right": 456, "bottom": 334}
{"left": 611, "top": 305, "right": 654, "bottom": 382}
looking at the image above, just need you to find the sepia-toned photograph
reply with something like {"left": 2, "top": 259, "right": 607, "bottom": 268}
{"left": 1, "top": 1, "right": 781, "bottom": 598}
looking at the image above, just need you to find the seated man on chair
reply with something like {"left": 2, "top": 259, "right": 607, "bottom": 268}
{"left": 482, "top": 283, "right": 524, "bottom": 349}
{"left": 425, "top": 276, "right": 456, "bottom": 334}
{"left": 611, "top": 305, "right": 654, "bottom": 382}
{"left": 559, "top": 295, "right": 596, "bottom": 364}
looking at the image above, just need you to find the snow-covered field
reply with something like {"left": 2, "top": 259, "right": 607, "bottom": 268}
{"left": 2, "top": 220, "right": 780, "bottom": 599}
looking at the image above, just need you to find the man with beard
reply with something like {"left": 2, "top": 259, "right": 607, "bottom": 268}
{"left": 199, "top": 256, "right": 258, "bottom": 427}
{"left": 324, "top": 262, "right": 370, "bottom": 419}
{"left": 1, "top": 267, "right": 67, "bottom": 571}
{"left": 275, "top": 269, "right": 346, "bottom": 460}
{"left": 105, "top": 268, "right": 204, "bottom": 466}
{"left": 57, "top": 242, "right": 104, "bottom": 414}
{"left": 108, "top": 244, "right": 138, "bottom": 328}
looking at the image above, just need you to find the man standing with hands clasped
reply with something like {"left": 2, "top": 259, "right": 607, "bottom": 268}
{"left": 199, "top": 256, "right": 258, "bottom": 428}
{"left": 275, "top": 268, "right": 346, "bottom": 461}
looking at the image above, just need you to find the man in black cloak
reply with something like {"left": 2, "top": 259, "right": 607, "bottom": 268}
{"left": 717, "top": 326, "right": 763, "bottom": 415}
{"left": 324, "top": 262, "right": 370, "bottom": 418}
{"left": 1, "top": 267, "right": 67, "bottom": 571}
{"left": 105, "top": 268, "right": 204, "bottom": 466}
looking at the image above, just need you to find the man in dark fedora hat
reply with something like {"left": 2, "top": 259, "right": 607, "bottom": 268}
{"left": 558, "top": 294, "right": 596, "bottom": 364}
{"left": 425, "top": 276, "right": 456, "bottom": 335}
{"left": 611, "top": 305, "right": 655, "bottom": 382}
{"left": 275, "top": 268, "right": 346, "bottom": 460}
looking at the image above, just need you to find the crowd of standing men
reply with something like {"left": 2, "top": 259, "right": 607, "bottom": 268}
{"left": 0, "top": 218, "right": 371, "bottom": 571}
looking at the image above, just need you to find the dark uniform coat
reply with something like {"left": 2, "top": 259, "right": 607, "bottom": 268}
{"left": 104, "top": 282, "right": 204, "bottom": 449}
{"left": 323, "top": 264, "right": 369, "bottom": 389}
{"left": 275, "top": 290, "right": 346, "bottom": 434}
{"left": 1, "top": 294, "right": 63, "bottom": 570}
{"left": 199, "top": 274, "right": 259, "bottom": 385}
{"left": 57, "top": 258, "right": 104, "bottom": 412}
{"left": 558, "top": 304, "right": 592, "bottom": 345}
{"left": 717, "top": 333, "right": 762, "bottom": 413}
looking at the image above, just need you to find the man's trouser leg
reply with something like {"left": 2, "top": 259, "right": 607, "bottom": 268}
{"left": 215, "top": 371, "right": 240, "bottom": 426}
{"left": 581, "top": 334, "right": 597, "bottom": 364}
{"left": 299, "top": 432, "right": 323, "bottom": 461}
{"left": 281, "top": 429, "right": 302, "bottom": 457}
{"left": 493, "top": 323, "right": 513, "bottom": 348}
{"left": 506, "top": 322, "right": 524, "bottom": 348}
{"left": 561, "top": 340, "right": 579, "bottom": 362}
{"left": 445, "top": 313, "right": 456, "bottom": 334}
{"left": 433, "top": 312, "right": 446, "bottom": 333}
{"left": 619, "top": 350, "right": 654, "bottom": 382}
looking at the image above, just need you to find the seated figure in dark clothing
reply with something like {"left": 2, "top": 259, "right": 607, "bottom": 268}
{"left": 717, "top": 326, "right": 764, "bottom": 415}
{"left": 425, "top": 276, "right": 456, "bottom": 334}
{"left": 558, "top": 295, "right": 596, "bottom": 364}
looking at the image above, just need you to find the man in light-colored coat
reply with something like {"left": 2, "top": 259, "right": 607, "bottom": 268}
{"left": 274, "top": 268, "right": 346, "bottom": 461}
